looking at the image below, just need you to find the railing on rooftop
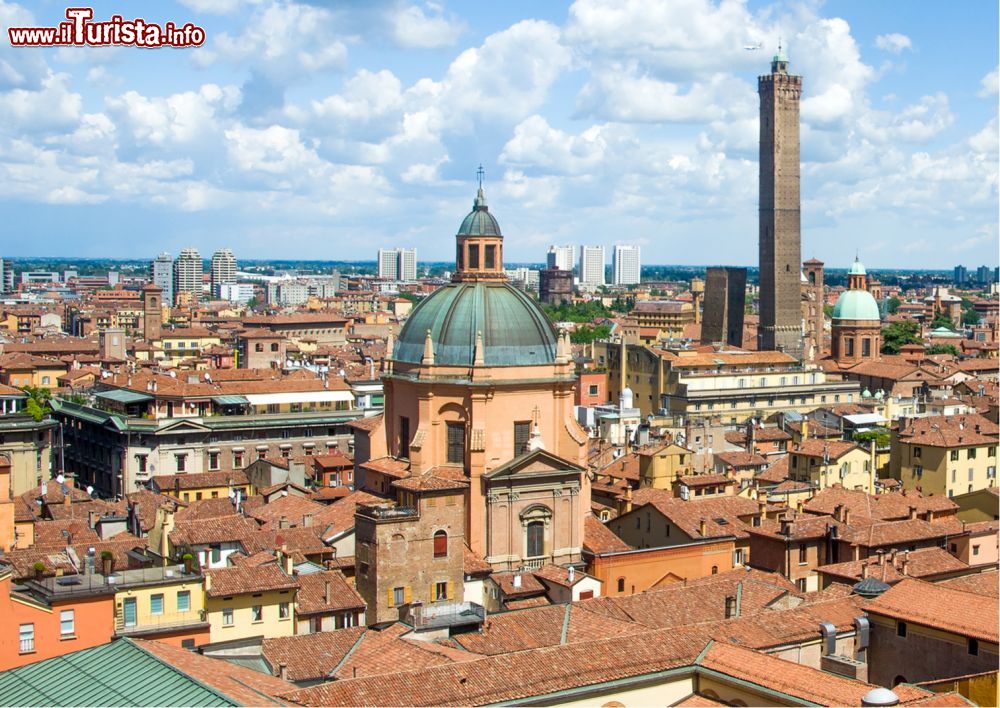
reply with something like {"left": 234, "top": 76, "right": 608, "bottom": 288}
{"left": 115, "top": 609, "right": 207, "bottom": 634}
{"left": 356, "top": 504, "right": 419, "bottom": 521}
{"left": 410, "top": 601, "right": 486, "bottom": 630}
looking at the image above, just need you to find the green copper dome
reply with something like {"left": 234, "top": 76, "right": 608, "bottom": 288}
{"left": 457, "top": 188, "right": 502, "bottom": 237}
{"left": 394, "top": 281, "right": 557, "bottom": 366}
{"left": 848, "top": 257, "right": 867, "bottom": 276}
{"left": 833, "top": 290, "right": 881, "bottom": 322}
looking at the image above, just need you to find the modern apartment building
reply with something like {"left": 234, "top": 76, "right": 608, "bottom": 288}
{"left": 612, "top": 245, "right": 640, "bottom": 286}
{"left": 578, "top": 245, "right": 605, "bottom": 287}
{"left": 546, "top": 245, "right": 574, "bottom": 272}
{"left": 151, "top": 253, "right": 174, "bottom": 305}
{"left": 210, "top": 249, "right": 237, "bottom": 297}
{"left": 377, "top": 248, "right": 417, "bottom": 282}
{"left": 172, "top": 248, "right": 203, "bottom": 305}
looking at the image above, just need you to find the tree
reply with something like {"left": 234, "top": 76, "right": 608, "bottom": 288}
{"left": 855, "top": 428, "right": 890, "bottom": 449}
{"left": 926, "top": 344, "right": 960, "bottom": 356}
{"left": 20, "top": 386, "right": 51, "bottom": 422}
{"left": 570, "top": 324, "right": 611, "bottom": 344}
{"left": 822, "top": 304, "right": 834, "bottom": 318}
{"left": 881, "top": 321, "right": 921, "bottom": 354}
{"left": 543, "top": 301, "right": 611, "bottom": 323}
{"left": 930, "top": 311, "right": 955, "bottom": 331}
{"left": 960, "top": 299, "right": 981, "bottom": 326}
{"left": 886, "top": 296, "right": 902, "bottom": 315}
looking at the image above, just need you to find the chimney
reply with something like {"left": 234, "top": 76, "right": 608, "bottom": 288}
{"left": 324, "top": 580, "right": 332, "bottom": 606}
{"left": 901, "top": 556, "right": 910, "bottom": 576}
{"left": 834, "top": 504, "right": 843, "bottom": 522}
{"left": 889, "top": 549, "right": 898, "bottom": 567}
{"left": 568, "top": 566, "right": 575, "bottom": 583}
{"left": 204, "top": 572, "right": 212, "bottom": 592}
{"left": 303, "top": 514, "right": 313, "bottom": 527}
{"left": 843, "top": 508, "right": 851, "bottom": 526}
{"left": 278, "top": 663, "right": 288, "bottom": 681}
{"left": 513, "top": 574, "right": 522, "bottom": 588}
{"left": 699, "top": 518, "right": 707, "bottom": 537}
{"left": 802, "top": 419, "right": 810, "bottom": 442}
{"left": 861, "top": 561, "right": 870, "bottom": 580}
{"left": 908, "top": 506, "right": 917, "bottom": 520}
{"left": 174, "top": 478, "right": 180, "bottom": 497}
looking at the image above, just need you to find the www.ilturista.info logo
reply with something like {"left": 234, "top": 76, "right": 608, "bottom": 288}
{"left": 8, "top": 7, "right": 206, "bottom": 48}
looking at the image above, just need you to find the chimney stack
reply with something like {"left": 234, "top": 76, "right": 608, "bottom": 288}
{"left": 324, "top": 580, "right": 332, "bottom": 605}
{"left": 699, "top": 518, "right": 707, "bottom": 537}
{"left": 204, "top": 572, "right": 212, "bottom": 592}
{"left": 908, "top": 506, "right": 917, "bottom": 520}
{"left": 279, "top": 663, "right": 288, "bottom": 681}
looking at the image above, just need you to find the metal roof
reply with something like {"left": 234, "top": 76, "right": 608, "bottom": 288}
{"left": 211, "top": 395, "right": 250, "bottom": 405}
{"left": 96, "top": 390, "right": 154, "bottom": 404}
{"left": 0, "top": 639, "right": 236, "bottom": 706}
{"left": 457, "top": 187, "right": 502, "bottom": 237}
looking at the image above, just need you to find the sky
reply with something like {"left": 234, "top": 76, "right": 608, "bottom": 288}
{"left": 0, "top": 0, "right": 997, "bottom": 269}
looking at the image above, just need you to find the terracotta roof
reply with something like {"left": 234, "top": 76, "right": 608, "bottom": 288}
{"left": 463, "top": 545, "right": 493, "bottom": 576}
{"left": 278, "top": 626, "right": 711, "bottom": 706}
{"left": 755, "top": 456, "right": 790, "bottom": 484}
{"left": 173, "top": 497, "right": 242, "bottom": 522}
{"left": 593, "top": 452, "right": 641, "bottom": 482}
{"left": 295, "top": 570, "right": 365, "bottom": 615}
{"left": 724, "top": 426, "right": 792, "bottom": 446}
{"left": 452, "top": 603, "right": 643, "bottom": 655}
{"left": 392, "top": 473, "right": 468, "bottom": 492}
{"left": 492, "top": 571, "right": 547, "bottom": 598}
{"left": 583, "top": 514, "right": 630, "bottom": 555}
{"left": 32, "top": 518, "right": 101, "bottom": 547}
{"left": 938, "top": 572, "right": 1000, "bottom": 598}
{"left": 133, "top": 638, "right": 294, "bottom": 704}
{"left": 713, "top": 452, "right": 767, "bottom": 468}
{"left": 897, "top": 413, "right": 998, "bottom": 448}
{"left": 678, "top": 473, "right": 735, "bottom": 487}
{"left": 314, "top": 490, "right": 386, "bottom": 539}
{"left": 125, "top": 490, "right": 181, "bottom": 532}
{"left": 803, "top": 487, "right": 958, "bottom": 521}
{"left": 359, "top": 456, "right": 410, "bottom": 478}
{"left": 816, "top": 547, "right": 968, "bottom": 584}
{"left": 838, "top": 516, "right": 965, "bottom": 548}
{"left": 628, "top": 489, "right": 760, "bottom": 540}
{"left": 792, "top": 439, "right": 862, "bottom": 460}
{"left": 347, "top": 414, "right": 383, "bottom": 432}
{"left": 247, "top": 494, "right": 327, "bottom": 530}
{"left": 696, "top": 642, "right": 929, "bottom": 706}
{"left": 151, "top": 470, "right": 249, "bottom": 492}
{"left": 865, "top": 578, "right": 999, "bottom": 642}
{"left": 169, "top": 514, "right": 260, "bottom": 546}
{"left": 311, "top": 451, "right": 353, "bottom": 469}
{"left": 205, "top": 563, "right": 298, "bottom": 597}
{"left": 262, "top": 627, "right": 366, "bottom": 682}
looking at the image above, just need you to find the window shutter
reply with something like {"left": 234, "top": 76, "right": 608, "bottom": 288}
{"left": 447, "top": 581, "right": 454, "bottom": 600}
{"left": 387, "top": 588, "right": 394, "bottom": 607}
{"left": 430, "top": 583, "right": 436, "bottom": 601}
{"left": 404, "top": 586, "right": 412, "bottom": 604}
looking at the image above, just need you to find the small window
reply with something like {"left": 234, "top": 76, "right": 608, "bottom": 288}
{"left": 435, "top": 581, "right": 449, "bottom": 601}
{"left": 951, "top": 450, "right": 960, "bottom": 461}
{"left": 969, "top": 638, "right": 979, "bottom": 655}
{"left": 617, "top": 577, "right": 625, "bottom": 593}
{"left": 711, "top": 566, "right": 718, "bottom": 575}
{"left": 252, "top": 605, "right": 263, "bottom": 622}
{"left": 468, "top": 244, "right": 480, "bottom": 269}
{"left": 514, "top": 421, "right": 531, "bottom": 456}
{"left": 796, "top": 578, "right": 807, "bottom": 592}
{"left": 279, "top": 602, "right": 290, "bottom": 619}
{"left": 175, "top": 454, "right": 187, "bottom": 472}
{"left": 446, "top": 422, "right": 465, "bottom": 464}
{"left": 150, "top": 594, "right": 164, "bottom": 616}
{"left": 392, "top": 586, "right": 405, "bottom": 607}
{"left": 208, "top": 452, "right": 219, "bottom": 470}
{"left": 210, "top": 545, "right": 222, "bottom": 564}
{"left": 798, "top": 544, "right": 807, "bottom": 564}
{"left": 19, "top": 623, "right": 34, "bottom": 653}
{"left": 484, "top": 244, "right": 496, "bottom": 269}
{"left": 433, "top": 530, "right": 448, "bottom": 558}
{"left": 177, "top": 591, "right": 191, "bottom": 612}
{"left": 914, "top": 447, "right": 922, "bottom": 459}
{"left": 972, "top": 544, "right": 980, "bottom": 556}
{"left": 60, "top": 609, "right": 75, "bottom": 637}
{"left": 897, "top": 621, "right": 907, "bottom": 637}
{"left": 222, "top": 608, "right": 234, "bottom": 626}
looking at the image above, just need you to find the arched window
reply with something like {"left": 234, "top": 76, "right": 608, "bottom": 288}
{"left": 433, "top": 530, "right": 447, "bottom": 558}
{"left": 526, "top": 521, "right": 544, "bottom": 558}
{"left": 711, "top": 565, "right": 718, "bottom": 575}
{"left": 616, "top": 577, "right": 625, "bottom": 593}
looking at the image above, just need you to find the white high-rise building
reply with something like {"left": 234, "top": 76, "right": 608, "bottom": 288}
{"left": 579, "top": 245, "right": 606, "bottom": 287}
{"left": 613, "top": 245, "right": 641, "bottom": 286}
{"left": 210, "top": 248, "right": 237, "bottom": 296}
{"left": 546, "top": 245, "right": 575, "bottom": 271}
{"left": 151, "top": 252, "right": 174, "bottom": 305}
{"left": 377, "top": 248, "right": 417, "bottom": 281}
{"left": 173, "top": 248, "right": 203, "bottom": 304}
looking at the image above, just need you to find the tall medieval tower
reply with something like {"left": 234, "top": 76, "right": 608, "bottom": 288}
{"left": 758, "top": 47, "right": 804, "bottom": 360}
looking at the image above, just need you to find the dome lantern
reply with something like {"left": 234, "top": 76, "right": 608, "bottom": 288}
{"left": 454, "top": 166, "right": 505, "bottom": 283}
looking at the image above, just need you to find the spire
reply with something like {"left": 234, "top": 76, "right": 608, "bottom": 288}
{"left": 421, "top": 329, "right": 435, "bottom": 366}
{"left": 473, "top": 330, "right": 485, "bottom": 366}
{"left": 474, "top": 165, "right": 487, "bottom": 209}
{"left": 555, "top": 328, "right": 569, "bottom": 363}
{"left": 528, "top": 405, "right": 545, "bottom": 451}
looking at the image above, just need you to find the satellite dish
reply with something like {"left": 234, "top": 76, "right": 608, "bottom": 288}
{"left": 86, "top": 485, "right": 94, "bottom": 496}
{"left": 56, "top": 474, "right": 66, "bottom": 484}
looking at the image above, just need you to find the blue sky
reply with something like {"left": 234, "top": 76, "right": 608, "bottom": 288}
{"left": 0, "top": 0, "right": 996, "bottom": 268}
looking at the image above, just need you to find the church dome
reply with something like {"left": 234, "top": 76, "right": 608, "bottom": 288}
{"left": 457, "top": 188, "right": 502, "bottom": 237}
{"left": 393, "top": 281, "right": 557, "bottom": 367}
{"left": 833, "top": 290, "right": 881, "bottom": 322}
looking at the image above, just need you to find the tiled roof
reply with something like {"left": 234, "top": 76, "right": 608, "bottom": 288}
{"left": 246, "top": 494, "right": 327, "bottom": 530}
{"left": 170, "top": 514, "right": 260, "bottom": 547}
{"left": 583, "top": 514, "right": 630, "bottom": 555}
{"left": 452, "top": 603, "right": 642, "bottom": 655}
{"left": 629, "top": 489, "right": 760, "bottom": 540}
{"left": 295, "top": 570, "right": 365, "bottom": 615}
{"left": 724, "top": 426, "right": 792, "bottom": 447}
{"left": 755, "top": 456, "right": 790, "bottom": 483}
{"left": 359, "top": 456, "right": 410, "bottom": 478}
{"left": 262, "top": 627, "right": 366, "bottom": 682}
{"left": 838, "top": 516, "right": 965, "bottom": 548}
{"left": 865, "top": 578, "right": 999, "bottom": 642}
{"left": 803, "top": 486, "right": 958, "bottom": 521}
{"left": 816, "top": 547, "right": 968, "bottom": 584}
{"left": 748, "top": 513, "right": 840, "bottom": 541}
{"left": 126, "top": 489, "right": 181, "bottom": 532}
{"left": 347, "top": 414, "right": 383, "bottom": 432}
{"left": 279, "top": 625, "right": 711, "bottom": 706}
{"left": 792, "top": 439, "right": 862, "bottom": 460}
{"left": 678, "top": 474, "right": 734, "bottom": 487}
{"left": 462, "top": 545, "right": 493, "bottom": 576}
{"left": 205, "top": 563, "right": 298, "bottom": 597}
{"left": 314, "top": 490, "right": 385, "bottom": 539}
{"left": 696, "top": 642, "right": 929, "bottom": 706}
{"left": 897, "top": 413, "right": 999, "bottom": 448}
{"left": 393, "top": 473, "right": 468, "bottom": 492}
{"left": 593, "top": 452, "right": 640, "bottom": 482}
{"left": 938, "top": 572, "right": 999, "bottom": 598}
{"left": 151, "top": 470, "right": 249, "bottom": 492}
{"left": 713, "top": 452, "right": 767, "bottom": 468}
{"left": 32, "top": 518, "right": 100, "bottom": 547}
{"left": 492, "top": 570, "right": 547, "bottom": 598}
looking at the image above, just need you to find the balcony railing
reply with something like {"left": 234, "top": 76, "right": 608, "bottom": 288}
{"left": 19, "top": 638, "right": 34, "bottom": 654}
{"left": 410, "top": 602, "right": 486, "bottom": 631}
{"left": 115, "top": 609, "right": 207, "bottom": 635}
{"left": 356, "top": 504, "right": 418, "bottom": 522}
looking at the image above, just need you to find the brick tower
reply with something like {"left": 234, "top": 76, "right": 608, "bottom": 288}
{"left": 758, "top": 46, "right": 803, "bottom": 360}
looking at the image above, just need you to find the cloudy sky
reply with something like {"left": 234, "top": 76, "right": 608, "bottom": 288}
{"left": 1, "top": 0, "right": 997, "bottom": 268}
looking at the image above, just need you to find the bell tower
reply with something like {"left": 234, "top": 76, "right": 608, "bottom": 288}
{"left": 142, "top": 283, "right": 162, "bottom": 342}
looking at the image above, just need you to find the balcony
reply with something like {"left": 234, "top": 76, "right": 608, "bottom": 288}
{"left": 114, "top": 610, "right": 209, "bottom": 637}
{"left": 409, "top": 601, "right": 486, "bottom": 632}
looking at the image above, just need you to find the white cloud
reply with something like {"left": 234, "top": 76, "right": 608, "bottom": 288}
{"left": 0, "top": 72, "right": 82, "bottom": 131}
{"left": 969, "top": 117, "right": 999, "bottom": 154}
{"left": 979, "top": 66, "right": 999, "bottom": 97}
{"left": 501, "top": 115, "right": 618, "bottom": 173}
{"left": 388, "top": 3, "right": 464, "bottom": 49}
{"left": 107, "top": 84, "right": 240, "bottom": 147}
{"left": 874, "top": 33, "right": 912, "bottom": 53}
